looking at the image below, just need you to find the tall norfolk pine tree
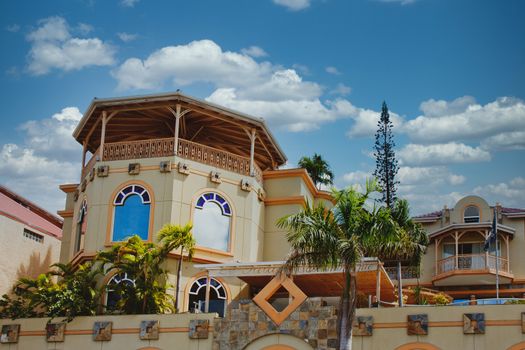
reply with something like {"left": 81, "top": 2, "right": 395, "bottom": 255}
{"left": 373, "top": 101, "right": 399, "bottom": 208}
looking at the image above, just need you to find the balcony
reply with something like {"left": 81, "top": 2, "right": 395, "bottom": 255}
{"left": 433, "top": 253, "right": 513, "bottom": 286}
{"left": 82, "top": 137, "right": 263, "bottom": 183}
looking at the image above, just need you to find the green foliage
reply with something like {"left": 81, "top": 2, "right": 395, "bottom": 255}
{"left": 432, "top": 293, "right": 450, "bottom": 305}
{"left": 298, "top": 153, "right": 334, "bottom": 190}
{"left": 373, "top": 101, "right": 399, "bottom": 208}
{"left": 0, "top": 224, "right": 195, "bottom": 320}
{"left": 0, "top": 262, "right": 102, "bottom": 322}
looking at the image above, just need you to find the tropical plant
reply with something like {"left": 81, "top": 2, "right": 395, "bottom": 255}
{"left": 157, "top": 223, "right": 195, "bottom": 312}
{"left": 373, "top": 101, "right": 399, "bottom": 208}
{"left": 0, "top": 261, "right": 102, "bottom": 322}
{"left": 298, "top": 153, "right": 334, "bottom": 190}
{"left": 97, "top": 224, "right": 194, "bottom": 314}
{"left": 278, "top": 179, "right": 424, "bottom": 350}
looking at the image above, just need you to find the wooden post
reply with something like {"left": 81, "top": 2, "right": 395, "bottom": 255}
{"left": 376, "top": 263, "right": 381, "bottom": 308}
{"left": 485, "top": 230, "right": 489, "bottom": 269}
{"left": 454, "top": 232, "right": 459, "bottom": 270}
{"left": 174, "top": 104, "right": 181, "bottom": 156}
{"left": 204, "top": 274, "right": 211, "bottom": 313}
{"left": 249, "top": 128, "right": 256, "bottom": 176}
{"left": 81, "top": 141, "right": 87, "bottom": 168}
{"left": 505, "top": 236, "right": 510, "bottom": 272}
{"left": 100, "top": 111, "right": 107, "bottom": 161}
{"left": 435, "top": 239, "right": 439, "bottom": 275}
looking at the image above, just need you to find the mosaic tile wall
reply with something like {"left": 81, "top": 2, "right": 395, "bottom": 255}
{"left": 213, "top": 298, "right": 338, "bottom": 350}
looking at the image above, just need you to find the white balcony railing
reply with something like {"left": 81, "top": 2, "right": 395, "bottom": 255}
{"left": 436, "top": 254, "right": 509, "bottom": 275}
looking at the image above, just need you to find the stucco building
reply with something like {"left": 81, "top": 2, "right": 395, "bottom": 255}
{"left": 0, "top": 185, "right": 62, "bottom": 296}
{"left": 47, "top": 92, "right": 525, "bottom": 350}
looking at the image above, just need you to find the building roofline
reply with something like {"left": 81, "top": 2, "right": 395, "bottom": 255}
{"left": 0, "top": 185, "right": 63, "bottom": 229}
{"left": 73, "top": 91, "right": 287, "bottom": 164}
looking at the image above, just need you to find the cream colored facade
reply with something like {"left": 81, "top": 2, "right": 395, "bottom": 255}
{"left": 58, "top": 92, "right": 332, "bottom": 314}
{"left": 411, "top": 195, "right": 525, "bottom": 300}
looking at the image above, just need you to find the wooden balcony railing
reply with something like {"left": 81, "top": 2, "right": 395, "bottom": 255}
{"left": 93, "top": 137, "right": 263, "bottom": 183}
{"left": 436, "top": 254, "right": 509, "bottom": 275}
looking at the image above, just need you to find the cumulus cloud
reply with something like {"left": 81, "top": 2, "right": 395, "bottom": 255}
{"left": 6, "top": 24, "right": 20, "bottom": 33}
{"left": 397, "top": 166, "right": 465, "bottom": 186}
{"left": 117, "top": 32, "right": 138, "bottom": 42}
{"left": 27, "top": 16, "right": 116, "bottom": 75}
{"left": 112, "top": 39, "right": 356, "bottom": 131}
{"left": 0, "top": 107, "right": 82, "bottom": 213}
{"left": 325, "top": 66, "right": 341, "bottom": 75}
{"left": 346, "top": 107, "right": 403, "bottom": 138}
{"left": 273, "top": 0, "right": 311, "bottom": 11}
{"left": 121, "top": 0, "right": 139, "bottom": 7}
{"left": 330, "top": 83, "right": 351, "bottom": 96}
{"left": 404, "top": 96, "right": 525, "bottom": 147}
{"left": 398, "top": 142, "right": 491, "bottom": 166}
{"left": 241, "top": 46, "right": 268, "bottom": 58}
{"left": 474, "top": 177, "right": 525, "bottom": 208}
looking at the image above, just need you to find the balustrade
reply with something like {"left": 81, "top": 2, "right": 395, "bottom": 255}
{"left": 436, "top": 254, "right": 509, "bottom": 276}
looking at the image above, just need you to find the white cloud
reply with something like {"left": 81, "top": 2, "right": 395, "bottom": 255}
{"left": 398, "top": 166, "right": 465, "bottom": 186}
{"left": 377, "top": 0, "right": 417, "bottom": 5}
{"left": 6, "top": 24, "right": 20, "bottom": 33}
{"left": 325, "top": 66, "right": 341, "bottom": 75}
{"left": 330, "top": 83, "right": 351, "bottom": 96}
{"left": 27, "top": 16, "right": 116, "bottom": 75}
{"left": 241, "top": 46, "right": 268, "bottom": 58}
{"left": 480, "top": 131, "right": 525, "bottom": 151}
{"left": 273, "top": 0, "right": 311, "bottom": 11}
{"left": 121, "top": 0, "right": 139, "bottom": 7}
{"left": 117, "top": 32, "right": 138, "bottom": 42}
{"left": 113, "top": 39, "right": 355, "bottom": 131}
{"left": 20, "top": 107, "right": 83, "bottom": 162}
{"left": 473, "top": 177, "right": 525, "bottom": 208}
{"left": 404, "top": 96, "right": 525, "bottom": 147}
{"left": 346, "top": 107, "right": 403, "bottom": 138}
{"left": 77, "top": 23, "right": 93, "bottom": 35}
{"left": 0, "top": 106, "right": 82, "bottom": 213}
{"left": 398, "top": 142, "right": 491, "bottom": 166}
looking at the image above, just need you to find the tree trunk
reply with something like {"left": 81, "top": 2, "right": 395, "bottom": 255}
{"left": 175, "top": 246, "right": 183, "bottom": 312}
{"left": 338, "top": 269, "right": 357, "bottom": 350}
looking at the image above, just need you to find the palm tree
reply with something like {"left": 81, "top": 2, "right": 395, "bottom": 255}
{"left": 298, "top": 153, "right": 334, "bottom": 190}
{"left": 157, "top": 223, "right": 195, "bottom": 312}
{"left": 278, "top": 180, "right": 425, "bottom": 350}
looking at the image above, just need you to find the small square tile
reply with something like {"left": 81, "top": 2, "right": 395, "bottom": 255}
{"left": 189, "top": 320, "right": 209, "bottom": 339}
{"left": 140, "top": 320, "right": 159, "bottom": 340}
{"left": 0, "top": 324, "right": 20, "bottom": 343}
{"left": 463, "top": 313, "right": 485, "bottom": 334}
{"left": 408, "top": 314, "right": 428, "bottom": 335}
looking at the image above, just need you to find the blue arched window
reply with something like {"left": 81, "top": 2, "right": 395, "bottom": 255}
{"left": 112, "top": 185, "right": 151, "bottom": 242}
{"left": 193, "top": 192, "right": 232, "bottom": 251}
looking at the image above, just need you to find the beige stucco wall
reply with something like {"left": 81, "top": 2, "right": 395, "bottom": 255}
{"left": 0, "top": 215, "right": 61, "bottom": 295}
{"left": 355, "top": 304, "right": 525, "bottom": 350}
{"left": 0, "top": 312, "right": 216, "bottom": 350}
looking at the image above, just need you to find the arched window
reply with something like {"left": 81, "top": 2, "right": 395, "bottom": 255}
{"left": 464, "top": 206, "right": 480, "bottom": 223}
{"left": 112, "top": 185, "right": 151, "bottom": 241}
{"left": 74, "top": 200, "right": 87, "bottom": 254}
{"left": 193, "top": 192, "right": 232, "bottom": 251}
{"left": 188, "top": 277, "right": 227, "bottom": 317}
{"left": 105, "top": 272, "right": 135, "bottom": 311}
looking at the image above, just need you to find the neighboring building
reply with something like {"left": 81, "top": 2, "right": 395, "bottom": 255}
{"left": 0, "top": 185, "right": 62, "bottom": 295}
{"left": 411, "top": 195, "right": 525, "bottom": 301}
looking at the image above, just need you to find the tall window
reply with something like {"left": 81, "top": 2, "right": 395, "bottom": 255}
{"left": 193, "top": 192, "right": 232, "bottom": 251}
{"left": 464, "top": 206, "right": 480, "bottom": 223}
{"left": 74, "top": 200, "right": 88, "bottom": 254}
{"left": 105, "top": 272, "right": 135, "bottom": 311}
{"left": 188, "top": 277, "right": 227, "bottom": 317}
{"left": 112, "top": 185, "right": 151, "bottom": 242}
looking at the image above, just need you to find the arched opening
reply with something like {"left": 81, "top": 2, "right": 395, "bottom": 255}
{"left": 105, "top": 272, "right": 135, "bottom": 311}
{"left": 193, "top": 192, "right": 232, "bottom": 252}
{"left": 464, "top": 205, "right": 480, "bottom": 223}
{"left": 243, "top": 334, "right": 313, "bottom": 350}
{"left": 112, "top": 184, "right": 151, "bottom": 241}
{"left": 187, "top": 277, "right": 227, "bottom": 317}
{"left": 395, "top": 342, "right": 441, "bottom": 350}
{"left": 507, "top": 342, "right": 525, "bottom": 350}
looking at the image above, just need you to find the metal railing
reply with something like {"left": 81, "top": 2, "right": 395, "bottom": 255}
{"left": 384, "top": 266, "right": 420, "bottom": 280}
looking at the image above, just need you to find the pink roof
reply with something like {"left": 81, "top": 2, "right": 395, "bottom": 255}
{"left": 0, "top": 187, "right": 62, "bottom": 239}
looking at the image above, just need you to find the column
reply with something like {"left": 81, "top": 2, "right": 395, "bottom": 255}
{"left": 100, "top": 111, "right": 107, "bottom": 161}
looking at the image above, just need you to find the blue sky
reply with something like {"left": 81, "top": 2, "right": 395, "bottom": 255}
{"left": 1, "top": 0, "right": 524, "bottom": 215}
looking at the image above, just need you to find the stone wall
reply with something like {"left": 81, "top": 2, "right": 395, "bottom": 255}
{"left": 213, "top": 298, "right": 338, "bottom": 350}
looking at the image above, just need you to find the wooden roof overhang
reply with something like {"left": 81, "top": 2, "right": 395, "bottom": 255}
{"left": 73, "top": 92, "right": 287, "bottom": 171}
{"left": 428, "top": 223, "right": 515, "bottom": 241}
{"left": 195, "top": 259, "right": 396, "bottom": 302}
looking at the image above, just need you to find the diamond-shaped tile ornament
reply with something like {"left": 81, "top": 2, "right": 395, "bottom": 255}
{"left": 252, "top": 274, "right": 307, "bottom": 326}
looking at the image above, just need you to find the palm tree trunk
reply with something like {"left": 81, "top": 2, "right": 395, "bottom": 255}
{"left": 175, "top": 246, "right": 183, "bottom": 312}
{"left": 339, "top": 268, "right": 357, "bottom": 350}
